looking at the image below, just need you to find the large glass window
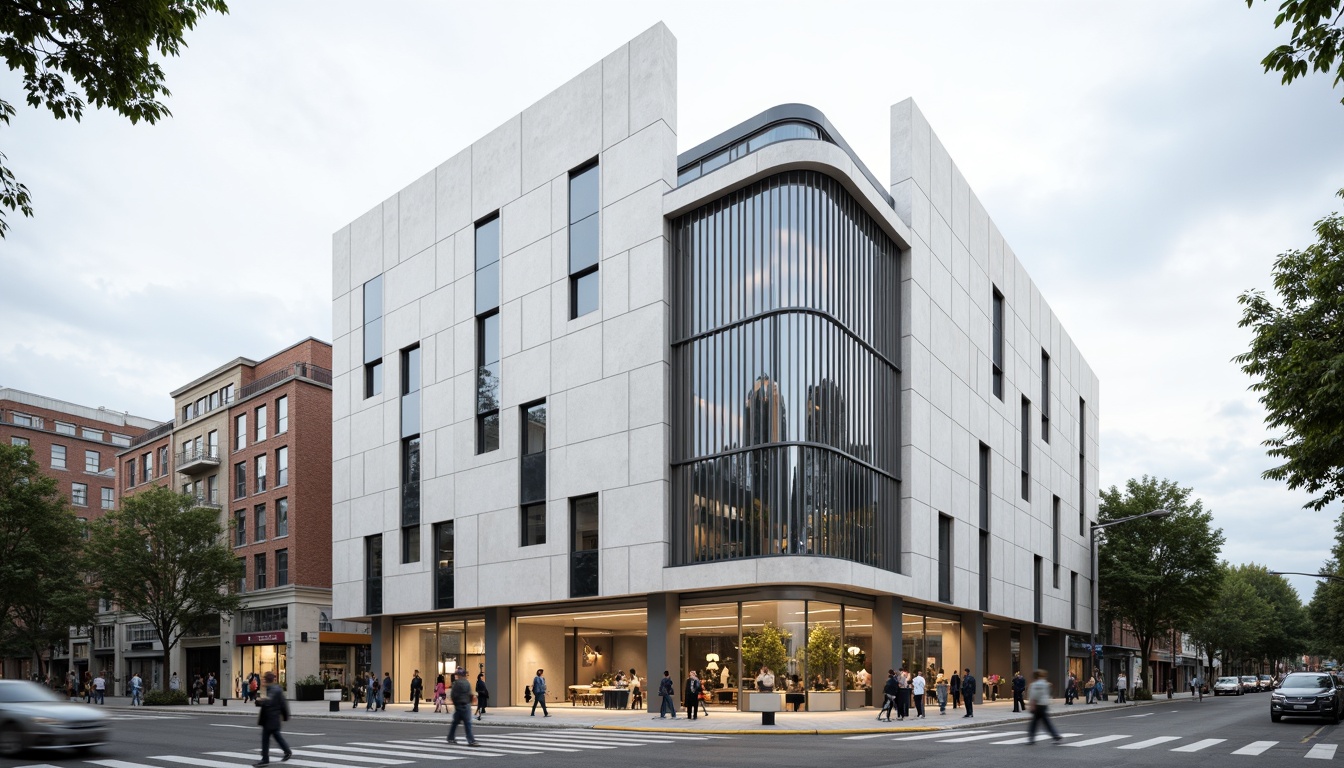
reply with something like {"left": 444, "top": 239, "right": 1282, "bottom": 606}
{"left": 434, "top": 521, "right": 453, "bottom": 610}
{"left": 365, "top": 534, "right": 383, "bottom": 615}
{"left": 364, "top": 275, "right": 384, "bottom": 398}
{"left": 570, "top": 495, "right": 599, "bottom": 598}
{"left": 276, "top": 395, "right": 288, "bottom": 435}
{"left": 520, "top": 401, "right": 546, "bottom": 545}
{"left": 51, "top": 444, "right": 66, "bottom": 469}
{"left": 569, "top": 162, "right": 600, "bottom": 318}
{"left": 275, "top": 497, "right": 288, "bottom": 537}
{"left": 992, "top": 288, "right": 1004, "bottom": 400}
{"left": 476, "top": 312, "right": 500, "bottom": 453}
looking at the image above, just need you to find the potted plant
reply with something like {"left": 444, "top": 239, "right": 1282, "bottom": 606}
{"left": 294, "top": 674, "right": 325, "bottom": 701}
{"left": 741, "top": 622, "right": 790, "bottom": 684}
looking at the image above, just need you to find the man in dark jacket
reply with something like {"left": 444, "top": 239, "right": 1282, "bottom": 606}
{"left": 410, "top": 670, "right": 423, "bottom": 713}
{"left": 961, "top": 668, "right": 976, "bottom": 718}
{"left": 446, "top": 668, "right": 479, "bottom": 747}
{"left": 253, "top": 671, "right": 291, "bottom": 766}
{"left": 950, "top": 671, "right": 961, "bottom": 709}
{"left": 658, "top": 670, "right": 677, "bottom": 718}
{"left": 683, "top": 671, "right": 702, "bottom": 720}
{"left": 380, "top": 672, "right": 393, "bottom": 711}
{"left": 879, "top": 669, "right": 898, "bottom": 722}
{"left": 1012, "top": 671, "right": 1027, "bottom": 712}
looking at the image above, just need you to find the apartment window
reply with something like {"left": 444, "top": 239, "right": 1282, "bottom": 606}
{"left": 111, "top": 433, "right": 130, "bottom": 447}
{"left": 570, "top": 494, "right": 599, "bottom": 598}
{"left": 363, "top": 275, "right": 384, "bottom": 398}
{"left": 434, "top": 521, "right": 454, "bottom": 610}
{"left": 101, "top": 487, "right": 114, "bottom": 510}
{"left": 127, "top": 458, "right": 137, "bottom": 485}
{"left": 254, "top": 553, "right": 267, "bottom": 590}
{"left": 207, "top": 474, "right": 218, "bottom": 505}
{"left": 55, "top": 421, "right": 75, "bottom": 435}
{"left": 568, "top": 161, "right": 600, "bottom": 318}
{"left": 401, "top": 345, "right": 421, "bottom": 436}
{"left": 401, "top": 437, "right": 420, "bottom": 563}
{"left": 255, "top": 454, "right": 267, "bottom": 493}
{"left": 276, "top": 549, "right": 288, "bottom": 587}
{"left": 520, "top": 401, "right": 546, "bottom": 545}
{"left": 978, "top": 443, "right": 990, "bottom": 530}
{"left": 182, "top": 405, "right": 191, "bottom": 422}
{"left": 937, "top": 514, "right": 952, "bottom": 603}
{"left": 1079, "top": 397, "right": 1087, "bottom": 536}
{"left": 475, "top": 215, "right": 501, "bottom": 453}
{"left": 255, "top": 404, "right": 267, "bottom": 442}
{"left": 84, "top": 450, "right": 99, "bottom": 473}
{"left": 1020, "top": 396, "right": 1031, "bottom": 502}
{"left": 275, "top": 497, "right": 288, "bottom": 537}
{"left": 209, "top": 391, "right": 220, "bottom": 411}
{"left": 235, "top": 414, "right": 246, "bottom": 451}
{"left": 1033, "top": 556, "right": 1043, "bottom": 624}
{"left": 234, "top": 510, "right": 246, "bottom": 547}
{"left": 142, "top": 451, "right": 152, "bottom": 482}
{"left": 991, "top": 287, "right": 1004, "bottom": 400}
{"left": 272, "top": 394, "right": 287, "bottom": 434}
{"left": 402, "top": 525, "right": 420, "bottom": 566}
{"left": 207, "top": 430, "right": 218, "bottom": 458}
{"left": 71, "top": 483, "right": 87, "bottom": 507}
{"left": 1040, "top": 349, "right": 1051, "bottom": 442}
{"left": 979, "top": 531, "right": 990, "bottom": 612}
{"left": 365, "top": 534, "right": 383, "bottom": 615}
{"left": 223, "top": 383, "right": 235, "bottom": 404}
{"left": 236, "top": 557, "right": 246, "bottom": 593}
{"left": 234, "top": 462, "right": 247, "bottom": 499}
{"left": 158, "top": 446, "right": 168, "bottom": 476}
{"left": 126, "top": 623, "right": 155, "bottom": 643}
{"left": 1070, "top": 571, "right": 1078, "bottom": 630}
{"left": 11, "top": 412, "right": 32, "bottom": 427}
{"left": 276, "top": 446, "right": 288, "bottom": 487}
{"left": 82, "top": 427, "right": 103, "bottom": 441}
{"left": 254, "top": 503, "right": 266, "bottom": 541}
{"left": 521, "top": 504, "right": 546, "bottom": 547}
{"left": 10, "top": 436, "right": 27, "bottom": 447}
{"left": 1052, "top": 496, "right": 1061, "bottom": 588}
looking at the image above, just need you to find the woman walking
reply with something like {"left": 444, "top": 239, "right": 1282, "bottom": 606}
{"left": 475, "top": 672, "right": 490, "bottom": 720}
{"left": 935, "top": 669, "right": 949, "bottom": 715}
{"left": 433, "top": 674, "right": 447, "bottom": 713}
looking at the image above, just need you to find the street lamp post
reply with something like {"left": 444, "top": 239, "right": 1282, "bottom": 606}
{"left": 1090, "top": 508, "right": 1172, "bottom": 695}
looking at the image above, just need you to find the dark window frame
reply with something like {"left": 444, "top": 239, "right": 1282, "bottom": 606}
{"left": 1020, "top": 396, "right": 1031, "bottom": 502}
{"left": 1040, "top": 349, "right": 1051, "bottom": 443}
{"left": 937, "top": 514, "right": 952, "bottom": 603}
{"left": 568, "top": 160, "right": 600, "bottom": 319}
{"left": 991, "top": 287, "right": 1004, "bottom": 400}
{"left": 434, "top": 521, "right": 454, "bottom": 610}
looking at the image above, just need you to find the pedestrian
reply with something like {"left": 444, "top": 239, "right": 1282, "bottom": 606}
{"left": 1025, "top": 669, "right": 1063, "bottom": 745}
{"left": 950, "top": 670, "right": 962, "bottom": 709}
{"left": 935, "top": 669, "right": 948, "bottom": 715}
{"left": 895, "top": 668, "right": 911, "bottom": 720}
{"left": 410, "top": 669, "right": 423, "bottom": 713}
{"left": 1064, "top": 673, "right": 1077, "bottom": 705}
{"left": 380, "top": 672, "right": 392, "bottom": 711}
{"left": 169, "top": 672, "right": 180, "bottom": 696}
{"left": 1116, "top": 672, "right": 1128, "bottom": 705}
{"left": 1084, "top": 674, "right": 1096, "bottom": 704}
{"left": 684, "top": 670, "right": 702, "bottom": 720}
{"left": 961, "top": 668, "right": 976, "bottom": 718}
{"left": 365, "top": 672, "right": 378, "bottom": 711}
{"left": 912, "top": 669, "right": 926, "bottom": 718}
{"left": 475, "top": 672, "right": 489, "bottom": 720}
{"left": 1166, "top": 677, "right": 1175, "bottom": 699}
{"left": 878, "top": 669, "right": 897, "bottom": 722}
{"left": 351, "top": 674, "right": 363, "bottom": 710}
{"left": 530, "top": 668, "right": 549, "bottom": 717}
{"left": 252, "top": 670, "right": 292, "bottom": 766}
{"left": 82, "top": 671, "right": 93, "bottom": 704}
{"left": 1193, "top": 673, "right": 1204, "bottom": 702}
{"left": 629, "top": 669, "right": 643, "bottom": 709}
{"left": 445, "top": 667, "right": 479, "bottom": 747}
{"left": 433, "top": 674, "right": 447, "bottom": 713}
{"left": 235, "top": 674, "right": 243, "bottom": 701}
{"left": 191, "top": 674, "right": 203, "bottom": 705}
{"left": 66, "top": 671, "right": 77, "bottom": 702}
{"left": 207, "top": 672, "right": 217, "bottom": 705}
{"left": 93, "top": 671, "right": 107, "bottom": 704}
{"left": 130, "top": 672, "right": 143, "bottom": 707}
{"left": 1012, "top": 670, "right": 1026, "bottom": 713}
{"left": 250, "top": 673, "right": 261, "bottom": 703}
{"left": 658, "top": 670, "right": 677, "bottom": 718}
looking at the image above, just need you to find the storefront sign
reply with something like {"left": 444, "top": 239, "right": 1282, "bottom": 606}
{"left": 236, "top": 632, "right": 286, "bottom": 646}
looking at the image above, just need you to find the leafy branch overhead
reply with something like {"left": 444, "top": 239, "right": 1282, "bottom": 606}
{"left": 0, "top": 0, "right": 227, "bottom": 237}
{"left": 1249, "top": 0, "right": 1344, "bottom": 103}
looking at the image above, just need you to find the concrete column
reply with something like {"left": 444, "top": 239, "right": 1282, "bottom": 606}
{"left": 1019, "top": 627, "right": 1037, "bottom": 675}
{"left": 872, "top": 594, "right": 904, "bottom": 679}
{"left": 370, "top": 615, "right": 393, "bottom": 699}
{"left": 960, "top": 613, "right": 984, "bottom": 704}
{"left": 987, "top": 625, "right": 1011, "bottom": 699}
{"left": 1037, "top": 629, "right": 1066, "bottom": 695}
{"left": 484, "top": 606, "right": 511, "bottom": 706}
{"left": 646, "top": 592, "right": 679, "bottom": 713}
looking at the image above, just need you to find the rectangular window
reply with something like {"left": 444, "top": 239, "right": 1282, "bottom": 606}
{"left": 255, "top": 404, "right": 267, "bottom": 442}
{"left": 402, "top": 525, "right": 420, "bottom": 565}
{"left": 111, "top": 433, "right": 130, "bottom": 447}
{"left": 276, "top": 446, "right": 288, "bottom": 487}
{"left": 522, "top": 503, "right": 546, "bottom": 547}
{"left": 255, "top": 454, "right": 267, "bottom": 493}
{"left": 101, "top": 487, "right": 114, "bottom": 510}
{"left": 475, "top": 215, "right": 500, "bottom": 314}
{"left": 434, "top": 521, "right": 454, "bottom": 610}
{"left": 210, "top": 391, "right": 220, "bottom": 411}
{"left": 237, "top": 557, "right": 246, "bottom": 593}
{"left": 401, "top": 345, "right": 421, "bottom": 437}
{"left": 128, "top": 457, "right": 138, "bottom": 485}
{"left": 275, "top": 497, "right": 288, "bottom": 537}
{"left": 254, "top": 553, "right": 267, "bottom": 590}
{"left": 82, "top": 427, "right": 103, "bottom": 441}
{"left": 52, "top": 444, "right": 66, "bottom": 469}
{"left": 235, "top": 414, "right": 246, "bottom": 451}
{"left": 143, "top": 451, "right": 153, "bottom": 481}
{"left": 520, "top": 401, "right": 546, "bottom": 542}
{"left": 55, "top": 421, "right": 75, "bottom": 435}
{"left": 254, "top": 503, "right": 266, "bottom": 542}
{"left": 568, "top": 161, "right": 600, "bottom": 318}
{"left": 234, "top": 462, "right": 247, "bottom": 499}
{"left": 207, "top": 430, "right": 218, "bottom": 458}
{"left": 1020, "top": 396, "right": 1031, "bottom": 502}
{"left": 276, "top": 550, "right": 289, "bottom": 587}
{"left": 1053, "top": 495, "right": 1061, "bottom": 588}
{"left": 10, "top": 437, "right": 26, "bottom": 447}
{"left": 364, "top": 275, "right": 384, "bottom": 398}
{"left": 158, "top": 446, "right": 168, "bottom": 476}
{"left": 223, "top": 383, "right": 235, "bottom": 404}
{"left": 991, "top": 287, "right": 1004, "bottom": 400}
{"left": 401, "top": 436, "right": 420, "bottom": 526}
{"left": 71, "top": 482, "right": 87, "bottom": 506}
{"left": 937, "top": 514, "right": 952, "bottom": 603}
{"left": 365, "top": 534, "right": 383, "bottom": 615}
{"left": 476, "top": 312, "right": 500, "bottom": 454}
{"left": 11, "top": 412, "right": 32, "bottom": 427}
{"left": 1034, "top": 555, "right": 1043, "bottom": 624}
{"left": 978, "top": 442, "right": 990, "bottom": 530}
{"left": 207, "top": 474, "right": 218, "bottom": 505}
{"left": 1079, "top": 397, "right": 1087, "bottom": 536}
{"left": 235, "top": 510, "right": 246, "bottom": 547}
{"left": 1070, "top": 571, "right": 1078, "bottom": 630}
{"left": 979, "top": 531, "right": 990, "bottom": 612}
{"left": 84, "top": 450, "right": 100, "bottom": 473}
{"left": 570, "top": 494, "right": 599, "bottom": 598}
{"left": 276, "top": 395, "right": 288, "bottom": 434}
{"left": 1040, "top": 349, "right": 1051, "bottom": 442}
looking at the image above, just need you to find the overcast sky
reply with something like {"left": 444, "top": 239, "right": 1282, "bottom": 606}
{"left": 2, "top": 1, "right": 1341, "bottom": 604}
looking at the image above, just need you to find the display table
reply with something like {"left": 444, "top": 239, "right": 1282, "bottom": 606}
{"left": 601, "top": 687, "right": 630, "bottom": 709}
{"left": 568, "top": 685, "right": 601, "bottom": 706}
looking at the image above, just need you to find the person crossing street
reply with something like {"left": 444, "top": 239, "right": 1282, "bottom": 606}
{"left": 252, "top": 671, "right": 291, "bottom": 766}
{"left": 445, "top": 668, "right": 479, "bottom": 747}
{"left": 1026, "top": 669, "right": 1063, "bottom": 745}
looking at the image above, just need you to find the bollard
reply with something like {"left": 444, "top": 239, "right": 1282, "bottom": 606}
{"left": 761, "top": 711, "right": 775, "bottom": 726}
{"left": 330, "top": 700, "right": 340, "bottom": 712}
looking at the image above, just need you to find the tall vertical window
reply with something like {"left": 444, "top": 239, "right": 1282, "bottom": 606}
{"left": 991, "top": 287, "right": 1004, "bottom": 400}
{"left": 143, "top": 451, "right": 153, "bottom": 481}
{"left": 208, "top": 430, "right": 218, "bottom": 458}
{"left": 937, "top": 514, "right": 952, "bottom": 603}
{"left": 1052, "top": 495, "right": 1061, "bottom": 588}
{"left": 254, "top": 553, "right": 267, "bottom": 590}
{"left": 1033, "top": 555, "right": 1043, "bottom": 624}
{"left": 364, "top": 275, "right": 384, "bottom": 398}
{"left": 235, "top": 414, "right": 246, "bottom": 451}
{"left": 254, "top": 503, "right": 266, "bottom": 541}
{"left": 1079, "top": 397, "right": 1087, "bottom": 536}
{"left": 101, "top": 487, "right": 114, "bottom": 510}
{"left": 237, "top": 557, "right": 246, "bottom": 593}
{"left": 207, "top": 474, "right": 218, "bottom": 504}
{"left": 979, "top": 531, "right": 989, "bottom": 612}
{"left": 1070, "top": 571, "right": 1078, "bottom": 630}
{"left": 401, "top": 343, "right": 422, "bottom": 564}
{"left": 475, "top": 216, "right": 500, "bottom": 453}
{"left": 568, "top": 161, "right": 600, "bottom": 318}
{"left": 158, "top": 446, "right": 168, "bottom": 475}
{"left": 255, "top": 454, "right": 267, "bottom": 493}
{"left": 51, "top": 444, "right": 66, "bottom": 469}
{"left": 1040, "top": 349, "right": 1051, "bottom": 442}
{"left": 127, "top": 458, "right": 137, "bottom": 485}
{"left": 365, "top": 534, "right": 383, "bottom": 615}
{"left": 276, "top": 395, "right": 288, "bottom": 434}
{"left": 1020, "top": 396, "right": 1031, "bottom": 502}
{"left": 520, "top": 401, "right": 546, "bottom": 546}
{"left": 72, "top": 483, "right": 87, "bottom": 506}
{"left": 234, "top": 510, "right": 246, "bottom": 547}
{"left": 276, "top": 549, "right": 289, "bottom": 587}
{"left": 255, "top": 404, "right": 267, "bottom": 442}
{"left": 978, "top": 442, "right": 990, "bottom": 612}
{"left": 434, "top": 521, "right": 454, "bottom": 610}
{"left": 85, "top": 450, "right": 100, "bottom": 473}
{"left": 570, "top": 495, "right": 599, "bottom": 598}
{"left": 275, "top": 497, "right": 288, "bottom": 537}
{"left": 234, "top": 462, "right": 247, "bottom": 498}
{"left": 276, "top": 446, "right": 288, "bottom": 486}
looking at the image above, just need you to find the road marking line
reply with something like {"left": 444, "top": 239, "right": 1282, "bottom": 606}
{"left": 341, "top": 742, "right": 465, "bottom": 759}
{"left": 990, "top": 732, "right": 1081, "bottom": 745}
{"left": 1065, "top": 735, "right": 1132, "bottom": 747}
{"left": 89, "top": 762, "right": 158, "bottom": 768}
{"left": 468, "top": 738, "right": 585, "bottom": 752}
{"left": 278, "top": 750, "right": 417, "bottom": 764}
{"left": 553, "top": 729, "right": 731, "bottom": 740}
{"left": 207, "top": 752, "right": 382, "bottom": 768}
{"left": 1121, "top": 713, "right": 1154, "bottom": 718}
{"left": 1171, "top": 739, "right": 1226, "bottom": 752}
{"left": 1118, "top": 737, "right": 1182, "bottom": 749}
{"left": 386, "top": 739, "right": 520, "bottom": 756}
{"left": 151, "top": 757, "right": 264, "bottom": 768}
{"left": 1231, "top": 741, "right": 1277, "bottom": 756}
{"left": 842, "top": 733, "right": 899, "bottom": 740}
{"left": 1306, "top": 743, "right": 1337, "bottom": 760}
{"left": 891, "top": 730, "right": 990, "bottom": 741}
{"left": 935, "top": 732, "right": 1016, "bottom": 743}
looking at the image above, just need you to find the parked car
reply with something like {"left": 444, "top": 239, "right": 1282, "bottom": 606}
{"left": 1271, "top": 672, "right": 1344, "bottom": 723}
{"left": 0, "top": 680, "right": 110, "bottom": 757}
{"left": 1213, "top": 676, "right": 1244, "bottom": 696}
{"left": 1241, "top": 675, "right": 1261, "bottom": 693}
{"left": 1259, "top": 675, "right": 1275, "bottom": 691}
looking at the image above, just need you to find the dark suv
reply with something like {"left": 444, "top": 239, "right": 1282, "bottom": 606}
{"left": 1270, "top": 672, "right": 1344, "bottom": 723}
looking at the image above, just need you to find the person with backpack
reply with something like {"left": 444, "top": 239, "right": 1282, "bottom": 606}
{"left": 253, "top": 671, "right": 292, "bottom": 766}
{"left": 878, "top": 669, "right": 898, "bottom": 721}
{"left": 380, "top": 672, "right": 393, "bottom": 711}
{"left": 445, "top": 668, "right": 479, "bottom": 747}
{"left": 658, "top": 670, "right": 677, "bottom": 718}
{"left": 207, "top": 672, "right": 217, "bottom": 705}
{"left": 130, "top": 673, "right": 143, "bottom": 707}
{"left": 530, "top": 668, "right": 549, "bottom": 717}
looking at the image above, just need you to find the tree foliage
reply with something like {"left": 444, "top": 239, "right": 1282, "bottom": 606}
{"left": 0, "top": 0, "right": 227, "bottom": 237}
{"left": 1188, "top": 564, "right": 1272, "bottom": 673}
{"left": 1235, "top": 191, "right": 1344, "bottom": 511}
{"left": 1098, "top": 476, "right": 1224, "bottom": 692}
{"left": 1241, "top": 564, "right": 1310, "bottom": 666}
{"left": 87, "top": 486, "right": 241, "bottom": 690}
{"left": 1306, "top": 512, "right": 1344, "bottom": 658}
{"left": 741, "top": 622, "right": 790, "bottom": 676}
{"left": 1248, "top": 0, "right": 1344, "bottom": 104}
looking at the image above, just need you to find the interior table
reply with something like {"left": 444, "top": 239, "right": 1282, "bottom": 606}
{"left": 602, "top": 686, "right": 630, "bottom": 709}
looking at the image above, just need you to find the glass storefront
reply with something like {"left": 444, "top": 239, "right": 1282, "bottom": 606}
{"left": 515, "top": 608, "right": 647, "bottom": 706}
{"left": 396, "top": 620, "right": 485, "bottom": 703}
{"left": 240, "top": 644, "right": 285, "bottom": 687}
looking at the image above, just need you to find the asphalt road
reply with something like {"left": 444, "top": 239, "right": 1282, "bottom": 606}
{"left": 1, "top": 691, "right": 1338, "bottom": 767}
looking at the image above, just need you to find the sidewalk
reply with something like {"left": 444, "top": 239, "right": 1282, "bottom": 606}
{"left": 98, "top": 692, "right": 1198, "bottom": 735}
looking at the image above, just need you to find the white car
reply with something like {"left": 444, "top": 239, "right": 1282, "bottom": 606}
{"left": 0, "top": 680, "right": 110, "bottom": 757}
{"left": 1213, "top": 676, "right": 1244, "bottom": 696}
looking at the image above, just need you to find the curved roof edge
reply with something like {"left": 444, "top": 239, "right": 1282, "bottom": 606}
{"left": 677, "top": 103, "right": 892, "bottom": 208}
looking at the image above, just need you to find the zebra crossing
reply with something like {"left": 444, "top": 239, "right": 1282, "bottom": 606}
{"left": 845, "top": 728, "right": 1344, "bottom": 758}
{"left": 12, "top": 728, "right": 731, "bottom": 768}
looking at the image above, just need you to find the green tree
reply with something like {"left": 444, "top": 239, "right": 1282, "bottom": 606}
{"left": 803, "top": 623, "right": 841, "bottom": 683}
{"left": 1242, "top": 565, "right": 1310, "bottom": 671}
{"left": 0, "top": 443, "right": 92, "bottom": 677}
{"left": 1098, "top": 476, "right": 1224, "bottom": 692}
{"left": 0, "top": 0, "right": 228, "bottom": 237}
{"left": 87, "top": 486, "right": 242, "bottom": 691}
{"left": 1188, "top": 564, "right": 1273, "bottom": 676}
{"left": 1248, "top": 0, "right": 1344, "bottom": 104}
{"left": 1235, "top": 191, "right": 1344, "bottom": 511}
{"left": 1306, "top": 512, "right": 1344, "bottom": 658}
{"left": 740, "top": 622, "right": 790, "bottom": 678}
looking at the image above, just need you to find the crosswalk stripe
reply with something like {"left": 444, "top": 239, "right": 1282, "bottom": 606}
{"left": 989, "top": 732, "right": 1081, "bottom": 745}
{"left": 1118, "top": 737, "right": 1182, "bottom": 750}
{"left": 207, "top": 752, "right": 375, "bottom": 768}
{"left": 499, "top": 733, "right": 670, "bottom": 746}
{"left": 90, "top": 762, "right": 160, "bottom": 768}
{"left": 1306, "top": 743, "right": 1337, "bottom": 760}
{"left": 14, "top": 764, "right": 65, "bottom": 768}
{"left": 560, "top": 729, "right": 730, "bottom": 740}
{"left": 1065, "top": 735, "right": 1131, "bottom": 747}
{"left": 277, "top": 750, "right": 417, "bottom": 764}
{"left": 342, "top": 742, "right": 466, "bottom": 759}
{"left": 152, "top": 757, "right": 262, "bottom": 768}
{"left": 1171, "top": 739, "right": 1225, "bottom": 753}
{"left": 935, "top": 733, "right": 1015, "bottom": 743}
{"left": 468, "top": 738, "right": 584, "bottom": 752}
{"left": 892, "top": 730, "right": 989, "bottom": 741}
{"left": 386, "top": 739, "right": 523, "bottom": 756}
{"left": 1231, "top": 741, "right": 1277, "bottom": 756}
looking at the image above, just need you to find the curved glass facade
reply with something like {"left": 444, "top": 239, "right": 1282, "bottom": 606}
{"left": 671, "top": 171, "right": 901, "bottom": 571}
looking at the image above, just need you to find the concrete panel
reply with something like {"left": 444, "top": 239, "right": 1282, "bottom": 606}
{"left": 502, "top": 184, "right": 551, "bottom": 257}
{"left": 521, "top": 62, "right": 603, "bottom": 193}
{"left": 552, "top": 323, "right": 603, "bottom": 392}
{"left": 603, "top": 182, "right": 664, "bottom": 260}
{"left": 502, "top": 237, "right": 551, "bottom": 305}
{"left": 350, "top": 204, "right": 383, "bottom": 288}
{"left": 628, "top": 238, "right": 665, "bottom": 311}
{"left": 629, "top": 23, "right": 677, "bottom": 134}
{"left": 603, "top": 302, "right": 664, "bottom": 377}
{"left": 472, "top": 116, "right": 522, "bottom": 221}
{"left": 567, "top": 375, "right": 629, "bottom": 443}
{"left": 400, "top": 169, "right": 436, "bottom": 261}
{"left": 520, "top": 285, "right": 551, "bottom": 351}
{"left": 386, "top": 244, "right": 435, "bottom": 314}
{"left": 333, "top": 226, "right": 352, "bottom": 301}
{"left": 628, "top": 361, "right": 667, "bottom": 429}
{"left": 602, "top": 122, "right": 676, "bottom": 205}
{"left": 602, "top": 42, "right": 630, "bottom": 149}
{"left": 382, "top": 196, "right": 399, "bottom": 272}
{"left": 502, "top": 343, "right": 550, "bottom": 407}
{"left": 603, "top": 249, "right": 630, "bottom": 318}
{"left": 436, "top": 148, "right": 471, "bottom": 242}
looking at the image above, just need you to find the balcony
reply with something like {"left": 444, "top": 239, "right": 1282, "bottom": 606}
{"left": 191, "top": 490, "right": 221, "bottom": 509}
{"left": 238, "top": 362, "right": 333, "bottom": 401}
{"left": 177, "top": 445, "right": 221, "bottom": 475}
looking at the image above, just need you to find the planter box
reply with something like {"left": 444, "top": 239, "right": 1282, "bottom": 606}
{"left": 294, "top": 684, "right": 325, "bottom": 701}
{"left": 807, "top": 690, "right": 841, "bottom": 711}
{"left": 844, "top": 690, "right": 867, "bottom": 709}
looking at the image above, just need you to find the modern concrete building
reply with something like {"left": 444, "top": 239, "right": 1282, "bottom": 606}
{"left": 331, "top": 23, "right": 1098, "bottom": 710}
